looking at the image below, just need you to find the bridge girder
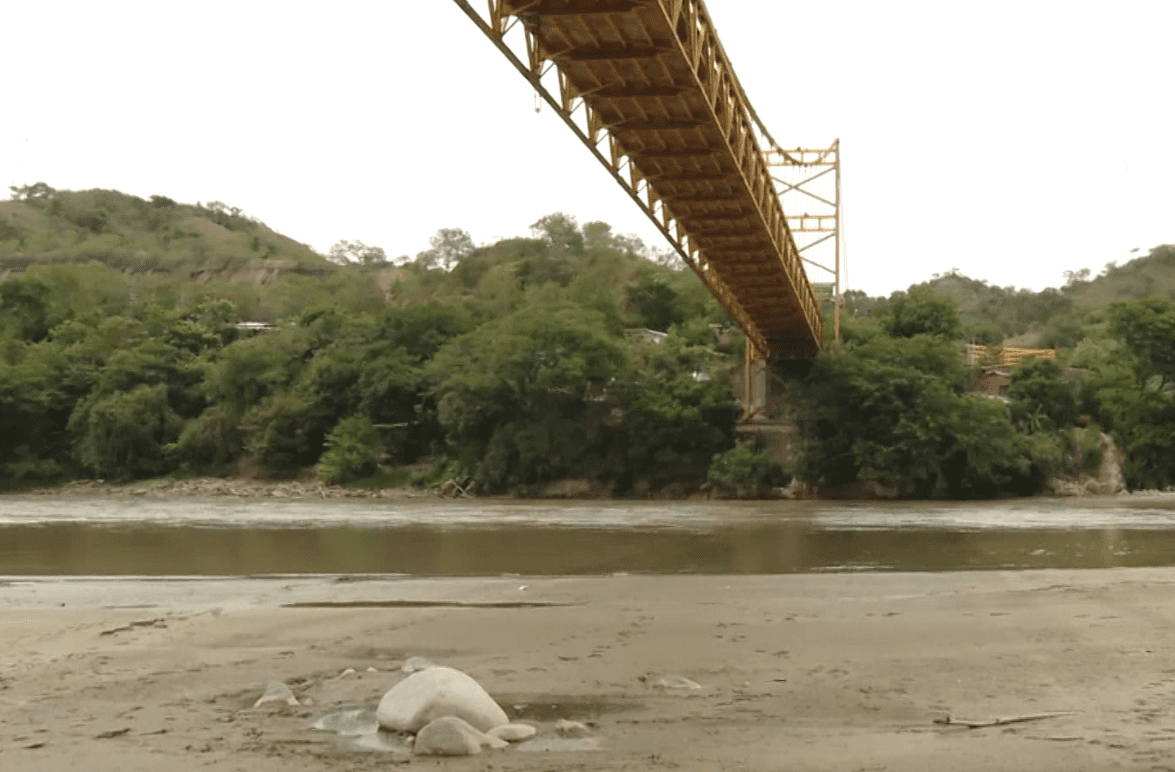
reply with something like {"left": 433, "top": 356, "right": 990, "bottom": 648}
{"left": 453, "top": 0, "right": 827, "bottom": 361}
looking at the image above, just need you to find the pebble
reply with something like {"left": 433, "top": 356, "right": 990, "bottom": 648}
{"left": 487, "top": 723, "right": 538, "bottom": 742}
{"left": 555, "top": 719, "right": 590, "bottom": 737}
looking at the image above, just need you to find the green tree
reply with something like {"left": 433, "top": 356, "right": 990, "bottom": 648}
{"left": 622, "top": 332, "right": 740, "bottom": 489}
{"left": 69, "top": 384, "right": 182, "bottom": 480}
{"left": 415, "top": 228, "right": 474, "bottom": 271}
{"left": 0, "top": 276, "right": 52, "bottom": 342}
{"left": 378, "top": 303, "right": 475, "bottom": 362}
{"left": 530, "top": 212, "right": 584, "bottom": 254}
{"left": 8, "top": 182, "right": 56, "bottom": 203}
{"left": 242, "top": 392, "right": 319, "bottom": 470}
{"left": 317, "top": 415, "right": 380, "bottom": 483}
{"left": 328, "top": 239, "right": 389, "bottom": 266}
{"left": 0, "top": 345, "right": 68, "bottom": 480}
{"left": 939, "top": 395, "right": 1057, "bottom": 497}
{"left": 1107, "top": 298, "right": 1175, "bottom": 387}
{"left": 627, "top": 273, "right": 684, "bottom": 332}
{"left": 428, "top": 302, "right": 626, "bottom": 488}
{"left": 203, "top": 328, "right": 308, "bottom": 415}
{"left": 881, "top": 285, "right": 964, "bottom": 339}
{"left": 171, "top": 404, "right": 243, "bottom": 473}
{"left": 1007, "top": 358, "right": 1080, "bottom": 432}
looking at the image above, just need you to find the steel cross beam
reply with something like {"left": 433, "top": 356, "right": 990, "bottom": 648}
{"left": 451, "top": 0, "right": 823, "bottom": 362}
{"left": 766, "top": 139, "right": 843, "bottom": 341}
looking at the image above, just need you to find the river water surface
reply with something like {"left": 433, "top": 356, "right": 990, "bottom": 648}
{"left": 4, "top": 495, "right": 1175, "bottom": 576}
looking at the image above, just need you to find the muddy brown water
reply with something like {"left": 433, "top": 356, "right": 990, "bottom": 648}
{"left": 2, "top": 495, "right": 1175, "bottom": 576}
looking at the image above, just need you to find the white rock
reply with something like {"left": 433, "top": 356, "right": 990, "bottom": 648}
{"left": 555, "top": 719, "right": 590, "bottom": 737}
{"left": 413, "top": 717, "right": 484, "bottom": 756}
{"left": 413, "top": 716, "right": 507, "bottom": 756}
{"left": 487, "top": 722, "right": 537, "bottom": 742}
{"left": 377, "top": 666, "right": 508, "bottom": 733}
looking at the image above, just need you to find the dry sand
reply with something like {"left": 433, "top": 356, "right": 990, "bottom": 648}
{"left": 2, "top": 569, "right": 1174, "bottom": 771}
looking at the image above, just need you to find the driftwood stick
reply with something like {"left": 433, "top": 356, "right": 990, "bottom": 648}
{"left": 934, "top": 711, "right": 1074, "bottom": 729}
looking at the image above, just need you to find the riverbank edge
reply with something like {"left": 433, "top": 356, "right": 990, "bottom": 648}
{"left": 5, "top": 474, "right": 1174, "bottom": 502}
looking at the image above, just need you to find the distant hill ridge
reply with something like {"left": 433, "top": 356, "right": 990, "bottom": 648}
{"left": 0, "top": 184, "right": 332, "bottom": 284}
{"left": 5, "top": 185, "right": 1172, "bottom": 347}
{"left": 848, "top": 244, "right": 1175, "bottom": 348}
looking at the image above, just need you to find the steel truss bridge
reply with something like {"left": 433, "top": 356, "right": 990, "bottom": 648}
{"left": 454, "top": 0, "right": 843, "bottom": 363}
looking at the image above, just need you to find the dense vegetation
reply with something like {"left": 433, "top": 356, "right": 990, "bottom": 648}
{"left": 3, "top": 185, "right": 1173, "bottom": 496}
{"left": 0, "top": 186, "right": 746, "bottom": 493}
{"left": 796, "top": 293, "right": 1061, "bottom": 497}
{"left": 826, "top": 255, "right": 1175, "bottom": 492}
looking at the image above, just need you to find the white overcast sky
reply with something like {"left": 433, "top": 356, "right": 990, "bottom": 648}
{"left": 4, "top": 1, "right": 1172, "bottom": 296}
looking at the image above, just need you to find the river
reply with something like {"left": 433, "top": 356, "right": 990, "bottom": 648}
{"left": 3, "top": 494, "right": 1175, "bottom": 576}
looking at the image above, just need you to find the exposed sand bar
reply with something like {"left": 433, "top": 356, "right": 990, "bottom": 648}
{"left": 2, "top": 569, "right": 1174, "bottom": 771}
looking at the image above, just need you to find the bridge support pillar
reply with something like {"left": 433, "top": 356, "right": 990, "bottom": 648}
{"left": 740, "top": 343, "right": 770, "bottom": 422}
{"left": 737, "top": 349, "right": 806, "bottom": 468}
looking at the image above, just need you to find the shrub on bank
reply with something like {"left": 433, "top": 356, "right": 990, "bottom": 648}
{"left": 708, "top": 444, "right": 788, "bottom": 498}
{"left": 317, "top": 415, "right": 379, "bottom": 484}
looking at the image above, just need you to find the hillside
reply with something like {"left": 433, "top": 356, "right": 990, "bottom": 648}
{"left": 0, "top": 184, "right": 333, "bottom": 281}
{"left": 848, "top": 244, "right": 1175, "bottom": 348}
{"left": 0, "top": 188, "right": 755, "bottom": 494}
{"left": 1062, "top": 245, "right": 1175, "bottom": 306}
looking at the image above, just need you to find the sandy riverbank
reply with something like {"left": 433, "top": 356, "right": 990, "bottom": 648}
{"left": 2, "top": 569, "right": 1174, "bottom": 771}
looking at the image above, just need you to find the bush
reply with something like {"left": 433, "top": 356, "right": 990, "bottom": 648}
{"left": 171, "top": 405, "right": 243, "bottom": 473}
{"left": 708, "top": 444, "right": 788, "bottom": 498}
{"left": 317, "top": 416, "right": 379, "bottom": 483}
{"left": 69, "top": 383, "right": 182, "bottom": 480}
{"left": 242, "top": 392, "right": 318, "bottom": 470}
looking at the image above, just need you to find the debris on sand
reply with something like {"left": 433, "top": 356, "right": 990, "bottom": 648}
{"left": 253, "top": 680, "right": 299, "bottom": 708}
{"left": 652, "top": 674, "right": 704, "bottom": 690}
{"left": 310, "top": 708, "right": 380, "bottom": 736}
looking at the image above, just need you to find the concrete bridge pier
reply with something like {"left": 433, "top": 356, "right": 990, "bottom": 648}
{"left": 735, "top": 355, "right": 808, "bottom": 468}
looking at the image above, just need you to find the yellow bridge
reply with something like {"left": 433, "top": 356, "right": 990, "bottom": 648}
{"left": 454, "top": 0, "right": 828, "bottom": 360}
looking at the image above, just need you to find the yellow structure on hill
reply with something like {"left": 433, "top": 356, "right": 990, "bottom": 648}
{"left": 964, "top": 345, "right": 1057, "bottom": 368}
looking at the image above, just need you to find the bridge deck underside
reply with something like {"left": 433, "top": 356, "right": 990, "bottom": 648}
{"left": 503, "top": 0, "right": 821, "bottom": 358}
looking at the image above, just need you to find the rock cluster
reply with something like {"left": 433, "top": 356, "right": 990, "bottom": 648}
{"left": 1048, "top": 430, "right": 1128, "bottom": 496}
{"left": 378, "top": 666, "right": 509, "bottom": 733}
{"left": 371, "top": 665, "right": 543, "bottom": 757}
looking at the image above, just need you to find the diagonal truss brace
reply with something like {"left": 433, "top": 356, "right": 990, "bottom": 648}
{"left": 766, "top": 139, "right": 844, "bottom": 339}
{"left": 451, "top": 0, "right": 824, "bottom": 362}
